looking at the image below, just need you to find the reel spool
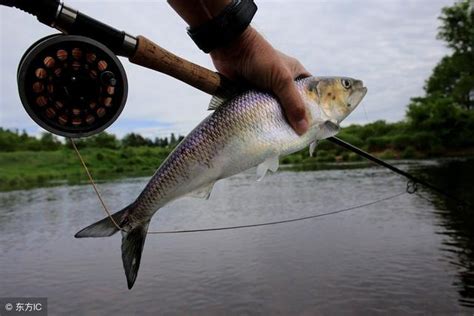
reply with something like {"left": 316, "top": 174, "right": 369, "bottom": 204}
{"left": 17, "top": 35, "right": 128, "bottom": 138}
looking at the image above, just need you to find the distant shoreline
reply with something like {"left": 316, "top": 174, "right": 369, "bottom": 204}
{"left": 1, "top": 146, "right": 473, "bottom": 192}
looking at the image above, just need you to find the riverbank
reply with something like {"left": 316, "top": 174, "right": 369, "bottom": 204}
{"left": 0, "top": 147, "right": 170, "bottom": 191}
{"left": 1, "top": 144, "right": 473, "bottom": 192}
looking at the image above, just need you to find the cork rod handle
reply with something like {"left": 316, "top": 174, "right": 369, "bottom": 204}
{"left": 129, "top": 35, "right": 232, "bottom": 97}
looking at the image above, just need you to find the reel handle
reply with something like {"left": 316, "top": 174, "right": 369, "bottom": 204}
{"left": 130, "top": 35, "right": 241, "bottom": 98}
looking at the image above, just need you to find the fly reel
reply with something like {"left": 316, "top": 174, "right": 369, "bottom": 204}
{"left": 17, "top": 34, "right": 128, "bottom": 138}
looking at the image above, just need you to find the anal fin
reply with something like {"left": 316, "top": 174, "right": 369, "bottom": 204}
{"left": 309, "top": 141, "right": 317, "bottom": 157}
{"left": 257, "top": 156, "right": 279, "bottom": 181}
{"left": 188, "top": 182, "right": 216, "bottom": 200}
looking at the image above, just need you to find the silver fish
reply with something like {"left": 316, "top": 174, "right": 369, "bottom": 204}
{"left": 75, "top": 76, "right": 367, "bottom": 289}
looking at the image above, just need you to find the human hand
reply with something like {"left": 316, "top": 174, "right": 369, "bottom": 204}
{"left": 210, "top": 27, "right": 311, "bottom": 135}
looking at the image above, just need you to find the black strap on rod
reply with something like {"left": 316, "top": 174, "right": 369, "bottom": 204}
{"left": 327, "top": 136, "right": 466, "bottom": 206}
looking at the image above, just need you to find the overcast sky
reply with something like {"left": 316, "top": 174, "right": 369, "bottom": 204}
{"left": 0, "top": 0, "right": 453, "bottom": 138}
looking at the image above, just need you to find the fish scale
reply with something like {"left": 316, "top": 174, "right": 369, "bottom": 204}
{"left": 75, "top": 76, "right": 367, "bottom": 289}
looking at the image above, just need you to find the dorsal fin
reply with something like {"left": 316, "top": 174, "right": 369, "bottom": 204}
{"left": 208, "top": 95, "right": 229, "bottom": 111}
{"left": 208, "top": 81, "right": 252, "bottom": 111}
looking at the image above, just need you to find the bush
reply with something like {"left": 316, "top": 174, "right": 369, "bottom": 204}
{"left": 120, "top": 148, "right": 135, "bottom": 159}
{"left": 0, "top": 128, "right": 42, "bottom": 152}
{"left": 337, "top": 132, "right": 364, "bottom": 148}
{"left": 391, "top": 134, "right": 413, "bottom": 150}
{"left": 39, "top": 133, "right": 61, "bottom": 150}
{"left": 367, "top": 136, "right": 392, "bottom": 151}
{"left": 379, "top": 149, "right": 398, "bottom": 160}
{"left": 315, "top": 150, "right": 335, "bottom": 162}
{"left": 282, "top": 154, "right": 302, "bottom": 164}
{"left": 402, "top": 146, "right": 417, "bottom": 159}
{"left": 411, "top": 132, "right": 441, "bottom": 151}
{"left": 347, "top": 152, "right": 363, "bottom": 161}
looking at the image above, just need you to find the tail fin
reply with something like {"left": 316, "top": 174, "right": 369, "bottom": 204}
{"left": 74, "top": 206, "right": 151, "bottom": 289}
{"left": 121, "top": 221, "right": 150, "bottom": 289}
{"left": 74, "top": 208, "right": 126, "bottom": 238}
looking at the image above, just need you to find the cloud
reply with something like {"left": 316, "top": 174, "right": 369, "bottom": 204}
{"left": 0, "top": 0, "right": 452, "bottom": 137}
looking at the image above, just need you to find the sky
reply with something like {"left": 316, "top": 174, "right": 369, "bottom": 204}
{"left": 0, "top": 0, "right": 453, "bottom": 139}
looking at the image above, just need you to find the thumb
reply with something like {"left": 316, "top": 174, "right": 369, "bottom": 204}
{"left": 273, "top": 74, "right": 308, "bottom": 135}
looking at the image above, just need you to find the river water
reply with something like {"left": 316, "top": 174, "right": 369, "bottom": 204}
{"left": 1, "top": 159, "right": 473, "bottom": 315}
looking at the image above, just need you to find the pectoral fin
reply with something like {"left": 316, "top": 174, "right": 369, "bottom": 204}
{"left": 308, "top": 121, "right": 339, "bottom": 157}
{"left": 188, "top": 182, "right": 215, "bottom": 200}
{"left": 256, "top": 156, "right": 279, "bottom": 181}
{"left": 316, "top": 120, "right": 340, "bottom": 139}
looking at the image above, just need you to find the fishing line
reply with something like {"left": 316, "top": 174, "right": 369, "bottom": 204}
{"left": 146, "top": 192, "right": 407, "bottom": 234}
{"left": 361, "top": 99, "right": 370, "bottom": 123}
{"left": 70, "top": 137, "right": 410, "bottom": 235}
{"left": 70, "top": 138, "right": 124, "bottom": 232}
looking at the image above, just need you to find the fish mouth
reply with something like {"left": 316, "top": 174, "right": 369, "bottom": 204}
{"left": 349, "top": 84, "right": 367, "bottom": 109}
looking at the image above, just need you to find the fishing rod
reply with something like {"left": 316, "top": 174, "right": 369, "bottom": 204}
{"left": 1, "top": 0, "right": 465, "bottom": 207}
{"left": 328, "top": 137, "right": 467, "bottom": 207}
{"left": 1, "top": 0, "right": 239, "bottom": 137}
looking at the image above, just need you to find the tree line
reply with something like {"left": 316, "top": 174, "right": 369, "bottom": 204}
{"left": 0, "top": 128, "right": 185, "bottom": 152}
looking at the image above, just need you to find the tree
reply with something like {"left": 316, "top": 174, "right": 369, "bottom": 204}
{"left": 424, "top": 0, "right": 474, "bottom": 109}
{"left": 85, "top": 132, "right": 120, "bottom": 149}
{"left": 0, "top": 128, "right": 20, "bottom": 151}
{"left": 0, "top": 128, "right": 43, "bottom": 151}
{"left": 437, "top": 0, "right": 473, "bottom": 54}
{"left": 169, "top": 133, "right": 177, "bottom": 146}
{"left": 406, "top": 0, "right": 474, "bottom": 149}
{"left": 154, "top": 137, "right": 170, "bottom": 147}
{"left": 39, "top": 132, "right": 61, "bottom": 150}
{"left": 426, "top": 52, "right": 474, "bottom": 110}
{"left": 122, "top": 133, "right": 152, "bottom": 147}
{"left": 406, "top": 94, "right": 474, "bottom": 148}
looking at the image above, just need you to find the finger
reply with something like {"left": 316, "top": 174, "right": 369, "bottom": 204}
{"left": 289, "top": 58, "right": 311, "bottom": 79}
{"left": 277, "top": 52, "right": 311, "bottom": 78}
{"left": 273, "top": 74, "right": 308, "bottom": 135}
{"left": 294, "top": 63, "right": 311, "bottom": 78}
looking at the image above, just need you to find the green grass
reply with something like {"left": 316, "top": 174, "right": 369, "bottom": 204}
{"left": 0, "top": 147, "right": 172, "bottom": 191}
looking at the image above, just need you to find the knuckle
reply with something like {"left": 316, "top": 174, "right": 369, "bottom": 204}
{"left": 273, "top": 69, "right": 294, "bottom": 90}
{"left": 289, "top": 57, "right": 300, "bottom": 66}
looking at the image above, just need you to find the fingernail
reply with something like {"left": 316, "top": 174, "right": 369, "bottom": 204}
{"left": 295, "top": 118, "right": 308, "bottom": 135}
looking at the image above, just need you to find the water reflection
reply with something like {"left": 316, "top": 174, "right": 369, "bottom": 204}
{"left": 411, "top": 158, "right": 474, "bottom": 308}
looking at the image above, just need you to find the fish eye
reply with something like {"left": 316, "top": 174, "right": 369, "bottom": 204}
{"left": 341, "top": 79, "right": 352, "bottom": 89}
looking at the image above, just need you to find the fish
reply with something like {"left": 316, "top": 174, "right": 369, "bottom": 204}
{"left": 75, "top": 76, "right": 367, "bottom": 289}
